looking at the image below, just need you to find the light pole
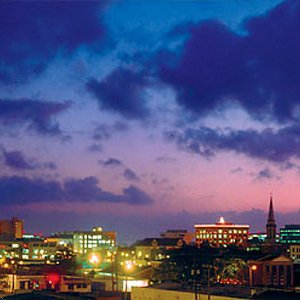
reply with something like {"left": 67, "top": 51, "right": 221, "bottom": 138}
{"left": 10, "top": 260, "right": 18, "bottom": 294}
{"left": 124, "top": 261, "right": 133, "bottom": 300}
{"left": 88, "top": 252, "right": 100, "bottom": 275}
{"left": 249, "top": 265, "right": 257, "bottom": 287}
{"left": 202, "top": 264, "right": 212, "bottom": 300}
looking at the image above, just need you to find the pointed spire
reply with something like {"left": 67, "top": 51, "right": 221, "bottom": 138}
{"left": 266, "top": 193, "right": 276, "bottom": 242}
{"left": 268, "top": 193, "right": 275, "bottom": 224}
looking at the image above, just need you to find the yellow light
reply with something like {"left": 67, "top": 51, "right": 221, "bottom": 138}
{"left": 125, "top": 261, "right": 133, "bottom": 271}
{"left": 89, "top": 253, "right": 100, "bottom": 265}
{"left": 251, "top": 265, "right": 257, "bottom": 271}
{"left": 3, "top": 263, "right": 9, "bottom": 268}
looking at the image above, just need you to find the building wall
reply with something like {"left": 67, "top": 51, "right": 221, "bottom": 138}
{"left": 0, "top": 217, "right": 23, "bottom": 239}
{"left": 73, "top": 228, "right": 116, "bottom": 254}
{"left": 249, "top": 256, "right": 294, "bottom": 288}
{"left": 28, "top": 241, "right": 57, "bottom": 260}
{"left": 131, "top": 287, "right": 245, "bottom": 300}
{"left": 195, "top": 223, "right": 249, "bottom": 248}
{"left": 290, "top": 245, "right": 300, "bottom": 262}
{"left": 280, "top": 225, "right": 300, "bottom": 244}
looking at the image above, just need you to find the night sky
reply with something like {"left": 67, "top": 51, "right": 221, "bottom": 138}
{"left": 1, "top": 0, "right": 300, "bottom": 244}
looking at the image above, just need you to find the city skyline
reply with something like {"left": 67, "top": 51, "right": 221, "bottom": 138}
{"left": 1, "top": 0, "right": 300, "bottom": 243}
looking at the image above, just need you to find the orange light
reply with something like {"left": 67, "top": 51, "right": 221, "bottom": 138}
{"left": 251, "top": 265, "right": 257, "bottom": 271}
{"left": 125, "top": 261, "right": 133, "bottom": 271}
{"left": 89, "top": 253, "right": 100, "bottom": 265}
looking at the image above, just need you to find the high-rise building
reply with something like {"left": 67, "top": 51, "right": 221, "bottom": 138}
{"left": 194, "top": 217, "right": 249, "bottom": 248}
{"left": 280, "top": 225, "right": 300, "bottom": 244}
{"left": 0, "top": 217, "right": 23, "bottom": 239}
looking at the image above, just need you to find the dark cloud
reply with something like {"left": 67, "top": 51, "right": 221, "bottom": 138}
{"left": 2, "top": 150, "right": 35, "bottom": 170}
{"left": 0, "top": 99, "right": 70, "bottom": 135}
{"left": 253, "top": 168, "right": 281, "bottom": 181}
{"left": 157, "top": 1, "right": 300, "bottom": 122}
{"left": 43, "top": 162, "right": 57, "bottom": 170}
{"left": 0, "top": 176, "right": 153, "bottom": 206}
{"left": 92, "top": 122, "right": 129, "bottom": 141}
{"left": 166, "top": 123, "right": 300, "bottom": 164}
{"left": 230, "top": 167, "right": 243, "bottom": 174}
{"left": 156, "top": 156, "right": 177, "bottom": 163}
{"left": 1, "top": 148, "right": 57, "bottom": 171}
{"left": 92, "top": 124, "right": 112, "bottom": 141}
{"left": 87, "top": 144, "right": 103, "bottom": 153}
{"left": 99, "top": 158, "right": 123, "bottom": 167}
{"left": 86, "top": 68, "right": 149, "bottom": 119}
{"left": 123, "top": 168, "right": 139, "bottom": 181}
{"left": 0, "top": 1, "right": 108, "bottom": 82}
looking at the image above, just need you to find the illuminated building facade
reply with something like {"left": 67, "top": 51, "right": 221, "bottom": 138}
{"left": 0, "top": 217, "right": 23, "bottom": 239}
{"left": 280, "top": 224, "right": 300, "bottom": 244}
{"left": 28, "top": 240, "right": 57, "bottom": 260}
{"left": 195, "top": 217, "right": 249, "bottom": 248}
{"left": 248, "top": 255, "right": 294, "bottom": 288}
{"left": 289, "top": 245, "right": 300, "bottom": 262}
{"left": 73, "top": 227, "right": 116, "bottom": 254}
{"left": 47, "top": 233, "right": 73, "bottom": 250}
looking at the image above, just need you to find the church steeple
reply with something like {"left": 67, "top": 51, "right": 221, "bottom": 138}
{"left": 266, "top": 194, "right": 276, "bottom": 242}
{"left": 268, "top": 194, "right": 275, "bottom": 224}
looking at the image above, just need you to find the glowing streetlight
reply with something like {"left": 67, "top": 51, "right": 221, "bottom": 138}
{"left": 249, "top": 265, "right": 257, "bottom": 286}
{"left": 125, "top": 261, "right": 133, "bottom": 271}
{"left": 124, "top": 261, "right": 134, "bottom": 300}
{"left": 89, "top": 253, "right": 100, "bottom": 265}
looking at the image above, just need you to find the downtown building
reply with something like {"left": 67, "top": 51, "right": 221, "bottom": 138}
{"left": 194, "top": 217, "right": 249, "bottom": 248}
{"left": 0, "top": 217, "right": 23, "bottom": 239}
{"left": 72, "top": 226, "right": 116, "bottom": 255}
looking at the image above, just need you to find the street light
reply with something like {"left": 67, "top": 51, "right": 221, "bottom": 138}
{"left": 89, "top": 253, "right": 100, "bottom": 265}
{"left": 124, "top": 261, "right": 134, "bottom": 300}
{"left": 88, "top": 253, "right": 100, "bottom": 278}
{"left": 249, "top": 265, "right": 257, "bottom": 287}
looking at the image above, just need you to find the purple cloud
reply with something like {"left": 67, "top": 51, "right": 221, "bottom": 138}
{"left": 1, "top": 149, "right": 57, "bottom": 171}
{"left": 124, "top": 168, "right": 140, "bottom": 181}
{"left": 2, "top": 150, "right": 35, "bottom": 170}
{"left": 92, "top": 122, "right": 129, "bottom": 141}
{"left": 253, "top": 168, "right": 281, "bottom": 181}
{"left": 0, "top": 176, "right": 154, "bottom": 206}
{"left": 0, "top": 1, "right": 108, "bottom": 82}
{"left": 0, "top": 99, "right": 70, "bottom": 135}
{"left": 166, "top": 123, "right": 300, "bottom": 164}
{"left": 99, "top": 158, "right": 123, "bottom": 167}
{"left": 86, "top": 68, "right": 149, "bottom": 119}
{"left": 87, "top": 144, "right": 103, "bottom": 153}
{"left": 157, "top": 1, "right": 300, "bottom": 122}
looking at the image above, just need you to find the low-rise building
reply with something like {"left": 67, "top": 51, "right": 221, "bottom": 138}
{"left": 135, "top": 238, "right": 184, "bottom": 265}
{"left": 280, "top": 225, "right": 300, "bottom": 245}
{"left": 195, "top": 217, "right": 249, "bottom": 248}
{"left": 248, "top": 255, "right": 294, "bottom": 288}
{"left": 290, "top": 244, "right": 300, "bottom": 263}
{"left": 73, "top": 227, "right": 116, "bottom": 255}
{"left": 160, "top": 229, "right": 195, "bottom": 245}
